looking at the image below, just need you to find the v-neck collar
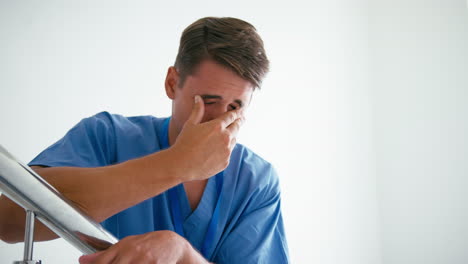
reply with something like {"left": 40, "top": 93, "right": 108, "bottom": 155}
{"left": 178, "top": 176, "right": 217, "bottom": 226}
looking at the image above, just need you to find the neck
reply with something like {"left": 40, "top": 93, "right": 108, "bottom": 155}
{"left": 167, "top": 118, "right": 178, "bottom": 146}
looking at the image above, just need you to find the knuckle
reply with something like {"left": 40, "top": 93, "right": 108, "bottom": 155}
{"left": 213, "top": 122, "right": 223, "bottom": 131}
{"left": 134, "top": 244, "right": 143, "bottom": 253}
{"left": 223, "top": 145, "right": 231, "bottom": 156}
{"left": 142, "top": 251, "right": 153, "bottom": 261}
{"left": 229, "top": 112, "right": 238, "bottom": 123}
{"left": 234, "top": 121, "right": 240, "bottom": 130}
{"left": 222, "top": 159, "right": 230, "bottom": 169}
{"left": 223, "top": 134, "right": 231, "bottom": 145}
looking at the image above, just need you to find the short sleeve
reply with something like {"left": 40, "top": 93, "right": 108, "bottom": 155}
{"left": 28, "top": 111, "right": 116, "bottom": 168}
{"left": 214, "top": 166, "right": 290, "bottom": 264}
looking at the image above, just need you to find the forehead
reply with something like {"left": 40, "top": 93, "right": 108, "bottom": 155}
{"left": 182, "top": 60, "right": 254, "bottom": 101}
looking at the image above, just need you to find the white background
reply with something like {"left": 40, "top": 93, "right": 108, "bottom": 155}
{"left": 1, "top": 0, "right": 467, "bottom": 263}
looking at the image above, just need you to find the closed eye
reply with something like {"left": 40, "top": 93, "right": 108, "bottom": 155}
{"left": 199, "top": 94, "right": 242, "bottom": 111}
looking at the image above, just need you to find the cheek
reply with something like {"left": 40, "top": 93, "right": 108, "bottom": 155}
{"left": 180, "top": 101, "right": 194, "bottom": 122}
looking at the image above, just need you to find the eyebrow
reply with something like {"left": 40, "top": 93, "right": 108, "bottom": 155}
{"left": 200, "top": 94, "right": 243, "bottom": 108}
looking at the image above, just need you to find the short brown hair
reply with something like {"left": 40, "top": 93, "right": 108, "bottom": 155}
{"left": 174, "top": 17, "right": 269, "bottom": 89}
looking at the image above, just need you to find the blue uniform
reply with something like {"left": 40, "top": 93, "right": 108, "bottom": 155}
{"left": 29, "top": 111, "right": 289, "bottom": 263}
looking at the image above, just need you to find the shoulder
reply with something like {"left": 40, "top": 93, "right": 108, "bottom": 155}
{"left": 74, "top": 111, "right": 122, "bottom": 133}
{"left": 78, "top": 111, "right": 165, "bottom": 134}
{"left": 82, "top": 111, "right": 159, "bottom": 127}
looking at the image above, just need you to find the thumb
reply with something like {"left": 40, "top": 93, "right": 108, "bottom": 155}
{"left": 186, "top": 95, "right": 204, "bottom": 125}
{"left": 79, "top": 252, "right": 103, "bottom": 264}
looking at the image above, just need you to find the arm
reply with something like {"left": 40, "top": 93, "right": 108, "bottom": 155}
{"left": 0, "top": 95, "right": 244, "bottom": 243}
{"left": 78, "top": 231, "right": 211, "bottom": 264}
{"left": 0, "top": 148, "right": 186, "bottom": 243}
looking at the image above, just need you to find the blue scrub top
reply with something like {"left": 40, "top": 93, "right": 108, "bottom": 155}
{"left": 29, "top": 111, "right": 289, "bottom": 263}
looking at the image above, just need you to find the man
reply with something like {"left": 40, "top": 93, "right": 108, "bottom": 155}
{"left": 0, "top": 17, "right": 289, "bottom": 263}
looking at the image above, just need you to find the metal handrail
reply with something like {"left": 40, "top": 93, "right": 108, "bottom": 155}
{"left": 0, "top": 144, "right": 118, "bottom": 262}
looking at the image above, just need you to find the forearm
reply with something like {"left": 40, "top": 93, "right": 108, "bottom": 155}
{"left": 0, "top": 195, "right": 59, "bottom": 242}
{"left": 40, "top": 148, "right": 185, "bottom": 222}
{"left": 0, "top": 148, "right": 184, "bottom": 243}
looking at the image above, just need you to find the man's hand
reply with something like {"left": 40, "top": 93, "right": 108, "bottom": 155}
{"left": 78, "top": 231, "right": 209, "bottom": 264}
{"left": 169, "top": 95, "right": 244, "bottom": 182}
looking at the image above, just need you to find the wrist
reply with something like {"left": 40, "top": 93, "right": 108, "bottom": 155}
{"left": 164, "top": 146, "right": 196, "bottom": 182}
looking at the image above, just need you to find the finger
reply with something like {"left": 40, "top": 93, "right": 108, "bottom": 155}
{"left": 237, "top": 107, "right": 247, "bottom": 117}
{"left": 215, "top": 110, "right": 241, "bottom": 128}
{"left": 92, "top": 249, "right": 118, "bottom": 264}
{"left": 225, "top": 117, "right": 244, "bottom": 137}
{"left": 108, "top": 251, "right": 134, "bottom": 264}
{"left": 229, "top": 136, "right": 237, "bottom": 150}
{"left": 79, "top": 252, "right": 104, "bottom": 264}
{"left": 186, "top": 95, "right": 204, "bottom": 125}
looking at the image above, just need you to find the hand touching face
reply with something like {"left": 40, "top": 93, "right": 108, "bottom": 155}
{"left": 169, "top": 95, "right": 244, "bottom": 181}
{"left": 165, "top": 59, "right": 253, "bottom": 144}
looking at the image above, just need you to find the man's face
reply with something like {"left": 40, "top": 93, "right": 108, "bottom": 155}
{"left": 165, "top": 59, "right": 254, "bottom": 140}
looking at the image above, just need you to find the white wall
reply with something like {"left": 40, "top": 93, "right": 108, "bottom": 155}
{"left": 0, "top": 1, "right": 381, "bottom": 263}
{"left": 370, "top": 1, "right": 468, "bottom": 264}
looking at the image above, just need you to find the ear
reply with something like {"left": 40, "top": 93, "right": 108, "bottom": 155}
{"left": 165, "top": 66, "right": 179, "bottom": 100}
